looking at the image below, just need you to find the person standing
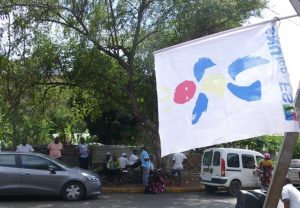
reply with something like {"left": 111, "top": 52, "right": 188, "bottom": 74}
{"left": 168, "top": 152, "right": 187, "bottom": 186}
{"left": 258, "top": 152, "right": 273, "bottom": 189}
{"left": 140, "top": 145, "right": 150, "bottom": 187}
{"left": 47, "top": 137, "right": 63, "bottom": 159}
{"left": 76, "top": 137, "right": 89, "bottom": 169}
{"left": 281, "top": 177, "right": 300, "bottom": 208}
{"left": 16, "top": 138, "right": 34, "bottom": 153}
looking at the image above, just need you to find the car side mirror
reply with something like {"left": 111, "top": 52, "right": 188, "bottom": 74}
{"left": 49, "top": 165, "right": 57, "bottom": 174}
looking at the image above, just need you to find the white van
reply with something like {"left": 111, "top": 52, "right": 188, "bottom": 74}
{"left": 200, "top": 148, "right": 264, "bottom": 196}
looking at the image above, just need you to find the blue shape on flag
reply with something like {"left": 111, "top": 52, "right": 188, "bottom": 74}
{"left": 227, "top": 80, "right": 261, "bottom": 101}
{"left": 193, "top": 58, "right": 216, "bottom": 82}
{"left": 228, "top": 56, "right": 270, "bottom": 80}
{"left": 192, "top": 92, "right": 208, "bottom": 124}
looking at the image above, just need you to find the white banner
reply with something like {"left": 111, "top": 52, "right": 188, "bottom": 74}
{"left": 154, "top": 22, "right": 300, "bottom": 157}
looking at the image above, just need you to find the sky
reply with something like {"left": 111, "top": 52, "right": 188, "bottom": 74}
{"left": 248, "top": 0, "right": 300, "bottom": 97}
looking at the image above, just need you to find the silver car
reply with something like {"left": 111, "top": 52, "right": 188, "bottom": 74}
{"left": 0, "top": 152, "right": 101, "bottom": 201}
{"left": 287, "top": 159, "right": 300, "bottom": 187}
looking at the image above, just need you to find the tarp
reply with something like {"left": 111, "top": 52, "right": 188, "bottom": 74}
{"left": 154, "top": 22, "right": 300, "bottom": 157}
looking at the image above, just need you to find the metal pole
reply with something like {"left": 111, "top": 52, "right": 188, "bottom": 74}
{"left": 263, "top": 85, "right": 300, "bottom": 208}
{"left": 290, "top": 0, "right": 300, "bottom": 15}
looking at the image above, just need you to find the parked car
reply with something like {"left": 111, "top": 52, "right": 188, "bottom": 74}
{"left": 287, "top": 159, "right": 300, "bottom": 187}
{"left": 0, "top": 152, "right": 101, "bottom": 201}
{"left": 200, "top": 148, "right": 264, "bottom": 196}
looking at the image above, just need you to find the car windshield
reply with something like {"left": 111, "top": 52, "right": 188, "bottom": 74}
{"left": 290, "top": 160, "right": 300, "bottom": 168}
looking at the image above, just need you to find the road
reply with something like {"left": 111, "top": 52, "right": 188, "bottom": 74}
{"left": 0, "top": 192, "right": 283, "bottom": 208}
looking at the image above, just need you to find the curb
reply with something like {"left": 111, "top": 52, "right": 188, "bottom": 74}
{"left": 102, "top": 186, "right": 204, "bottom": 193}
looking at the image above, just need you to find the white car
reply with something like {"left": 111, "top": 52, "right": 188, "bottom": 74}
{"left": 200, "top": 148, "right": 264, "bottom": 196}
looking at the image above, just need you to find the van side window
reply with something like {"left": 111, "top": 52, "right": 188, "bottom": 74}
{"left": 242, "top": 154, "right": 255, "bottom": 169}
{"left": 227, "top": 153, "right": 240, "bottom": 168}
{"left": 213, "top": 151, "right": 220, "bottom": 166}
{"left": 203, "top": 151, "right": 213, "bottom": 166}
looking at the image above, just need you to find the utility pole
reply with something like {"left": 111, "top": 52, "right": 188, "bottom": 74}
{"left": 263, "top": 83, "right": 300, "bottom": 208}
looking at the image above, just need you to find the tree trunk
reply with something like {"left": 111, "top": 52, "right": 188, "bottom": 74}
{"left": 11, "top": 107, "right": 18, "bottom": 148}
{"left": 141, "top": 120, "right": 161, "bottom": 168}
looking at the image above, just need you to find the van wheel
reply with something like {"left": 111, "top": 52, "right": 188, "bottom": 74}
{"left": 205, "top": 185, "right": 217, "bottom": 194}
{"left": 227, "top": 180, "right": 241, "bottom": 196}
{"left": 61, "top": 181, "right": 85, "bottom": 201}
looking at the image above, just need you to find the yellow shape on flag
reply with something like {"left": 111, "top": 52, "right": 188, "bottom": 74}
{"left": 199, "top": 74, "right": 226, "bottom": 96}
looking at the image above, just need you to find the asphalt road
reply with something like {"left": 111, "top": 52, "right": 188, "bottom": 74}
{"left": 0, "top": 192, "right": 283, "bottom": 208}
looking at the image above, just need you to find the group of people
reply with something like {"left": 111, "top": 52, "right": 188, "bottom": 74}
{"left": 16, "top": 137, "right": 64, "bottom": 159}
{"left": 140, "top": 145, "right": 188, "bottom": 188}
{"left": 99, "top": 145, "right": 188, "bottom": 190}
{"left": 15, "top": 136, "right": 89, "bottom": 169}
{"left": 98, "top": 148, "right": 142, "bottom": 184}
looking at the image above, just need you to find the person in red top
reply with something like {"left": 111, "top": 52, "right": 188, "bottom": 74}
{"left": 47, "top": 137, "right": 63, "bottom": 159}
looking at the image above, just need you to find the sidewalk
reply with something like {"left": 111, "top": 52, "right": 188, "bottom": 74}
{"left": 102, "top": 172, "right": 204, "bottom": 193}
{"left": 102, "top": 184, "right": 204, "bottom": 193}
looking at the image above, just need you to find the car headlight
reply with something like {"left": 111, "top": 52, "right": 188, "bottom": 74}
{"left": 82, "top": 173, "right": 99, "bottom": 182}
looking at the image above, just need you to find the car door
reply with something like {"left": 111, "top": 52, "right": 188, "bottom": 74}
{"left": 200, "top": 150, "right": 213, "bottom": 182}
{"left": 19, "top": 154, "right": 67, "bottom": 195}
{"left": 0, "top": 154, "right": 21, "bottom": 193}
{"left": 241, "top": 154, "right": 259, "bottom": 187}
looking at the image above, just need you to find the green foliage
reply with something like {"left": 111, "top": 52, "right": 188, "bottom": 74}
{"left": 292, "top": 136, "right": 300, "bottom": 158}
{"left": 0, "top": 0, "right": 268, "bottom": 155}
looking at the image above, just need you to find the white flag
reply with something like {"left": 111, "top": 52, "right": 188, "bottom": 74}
{"left": 154, "top": 22, "right": 300, "bottom": 157}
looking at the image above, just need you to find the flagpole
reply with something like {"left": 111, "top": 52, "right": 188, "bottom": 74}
{"left": 154, "top": 14, "right": 299, "bottom": 54}
{"left": 263, "top": 84, "right": 300, "bottom": 208}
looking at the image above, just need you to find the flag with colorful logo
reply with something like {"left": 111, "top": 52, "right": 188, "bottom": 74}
{"left": 154, "top": 22, "right": 300, "bottom": 157}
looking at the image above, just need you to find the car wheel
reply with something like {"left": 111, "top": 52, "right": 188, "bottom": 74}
{"left": 61, "top": 181, "right": 85, "bottom": 201}
{"left": 227, "top": 180, "right": 241, "bottom": 196}
{"left": 205, "top": 185, "right": 217, "bottom": 194}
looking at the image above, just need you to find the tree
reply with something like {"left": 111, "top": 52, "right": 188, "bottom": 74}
{"left": 0, "top": 9, "right": 88, "bottom": 146}
{"left": 2, "top": 0, "right": 267, "bottom": 165}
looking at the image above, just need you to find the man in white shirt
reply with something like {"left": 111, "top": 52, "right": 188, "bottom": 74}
{"left": 281, "top": 177, "right": 300, "bottom": 208}
{"left": 168, "top": 152, "right": 187, "bottom": 186}
{"left": 16, "top": 139, "right": 34, "bottom": 153}
{"left": 129, "top": 149, "right": 139, "bottom": 165}
{"left": 118, "top": 153, "right": 130, "bottom": 169}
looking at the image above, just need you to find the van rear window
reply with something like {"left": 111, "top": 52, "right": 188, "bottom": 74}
{"left": 203, "top": 151, "right": 213, "bottom": 166}
{"left": 213, "top": 151, "right": 220, "bottom": 166}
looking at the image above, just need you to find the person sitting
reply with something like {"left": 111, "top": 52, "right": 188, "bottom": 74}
{"left": 119, "top": 153, "right": 130, "bottom": 170}
{"left": 106, "top": 153, "right": 121, "bottom": 183}
{"left": 97, "top": 152, "right": 111, "bottom": 177}
{"left": 129, "top": 149, "right": 140, "bottom": 168}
